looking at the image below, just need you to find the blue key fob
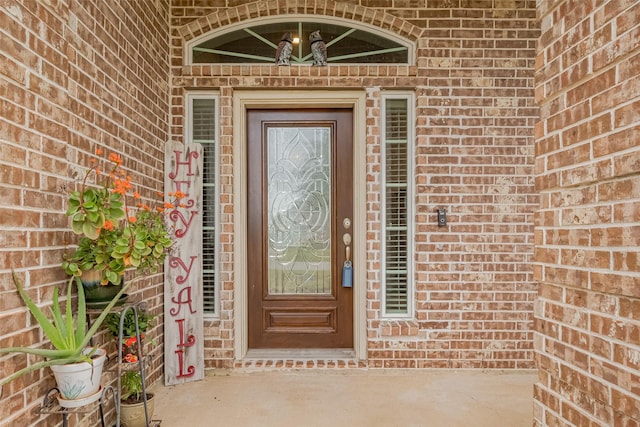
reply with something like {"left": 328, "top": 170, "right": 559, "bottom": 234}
{"left": 342, "top": 260, "right": 353, "bottom": 288}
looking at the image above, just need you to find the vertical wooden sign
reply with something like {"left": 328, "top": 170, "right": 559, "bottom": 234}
{"left": 164, "top": 141, "right": 204, "bottom": 385}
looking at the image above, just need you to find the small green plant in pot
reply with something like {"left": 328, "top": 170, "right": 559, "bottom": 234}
{"left": 119, "top": 371, "right": 155, "bottom": 427}
{"left": 104, "top": 308, "right": 155, "bottom": 363}
{"left": 0, "top": 272, "right": 129, "bottom": 405}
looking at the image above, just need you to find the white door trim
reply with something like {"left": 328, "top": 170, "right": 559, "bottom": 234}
{"left": 233, "top": 90, "right": 367, "bottom": 361}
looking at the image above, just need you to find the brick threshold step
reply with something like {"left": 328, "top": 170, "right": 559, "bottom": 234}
{"left": 235, "top": 349, "right": 367, "bottom": 370}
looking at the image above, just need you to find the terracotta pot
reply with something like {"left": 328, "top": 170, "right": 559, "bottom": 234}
{"left": 120, "top": 393, "right": 155, "bottom": 427}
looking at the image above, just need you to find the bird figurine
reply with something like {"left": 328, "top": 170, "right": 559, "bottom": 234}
{"left": 275, "top": 32, "right": 293, "bottom": 65}
{"left": 309, "top": 30, "right": 327, "bottom": 66}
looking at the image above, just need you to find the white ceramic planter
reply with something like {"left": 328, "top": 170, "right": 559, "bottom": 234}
{"left": 50, "top": 347, "right": 106, "bottom": 406}
{"left": 57, "top": 386, "right": 103, "bottom": 408}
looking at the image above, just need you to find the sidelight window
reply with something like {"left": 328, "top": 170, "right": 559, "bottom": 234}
{"left": 187, "top": 93, "right": 219, "bottom": 318}
{"left": 381, "top": 93, "right": 414, "bottom": 317}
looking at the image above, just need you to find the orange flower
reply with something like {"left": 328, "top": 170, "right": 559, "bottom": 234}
{"left": 174, "top": 191, "right": 186, "bottom": 199}
{"left": 108, "top": 152, "right": 122, "bottom": 165}
{"left": 164, "top": 202, "right": 174, "bottom": 209}
{"left": 113, "top": 178, "right": 132, "bottom": 195}
{"left": 124, "top": 354, "right": 138, "bottom": 363}
{"left": 128, "top": 216, "right": 137, "bottom": 223}
{"left": 103, "top": 220, "right": 114, "bottom": 231}
{"left": 133, "top": 192, "right": 141, "bottom": 199}
{"left": 96, "top": 148, "right": 103, "bottom": 155}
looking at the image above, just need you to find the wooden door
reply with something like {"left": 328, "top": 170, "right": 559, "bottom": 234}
{"left": 247, "top": 109, "right": 353, "bottom": 348}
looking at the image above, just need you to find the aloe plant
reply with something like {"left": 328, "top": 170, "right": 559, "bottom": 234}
{"left": 0, "top": 271, "right": 129, "bottom": 386}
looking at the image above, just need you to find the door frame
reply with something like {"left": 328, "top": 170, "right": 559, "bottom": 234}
{"left": 233, "top": 90, "right": 367, "bottom": 361}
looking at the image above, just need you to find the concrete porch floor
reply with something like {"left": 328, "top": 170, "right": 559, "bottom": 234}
{"left": 153, "top": 369, "right": 536, "bottom": 426}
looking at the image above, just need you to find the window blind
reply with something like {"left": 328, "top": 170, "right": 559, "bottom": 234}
{"left": 192, "top": 98, "right": 217, "bottom": 315}
{"left": 383, "top": 98, "right": 409, "bottom": 315}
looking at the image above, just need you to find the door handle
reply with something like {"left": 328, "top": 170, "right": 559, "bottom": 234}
{"left": 342, "top": 232, "right": 353, "bottom": 288}
{"left": 343, "top": 233, "right": 351, "bottom": 261}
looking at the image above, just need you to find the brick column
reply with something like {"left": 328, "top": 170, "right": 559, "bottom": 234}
{"left": 534, "top": 0, "right": 640, "bottom": 425}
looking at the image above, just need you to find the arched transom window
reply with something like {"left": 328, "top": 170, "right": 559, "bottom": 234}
{"left": 188, "top": 19, "right": 412, "bottom": 64}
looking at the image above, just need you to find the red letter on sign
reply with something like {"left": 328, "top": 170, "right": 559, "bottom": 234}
{"left": 175, "top": 318, "right": 196, "bottom": 348}
{"left": 169, "top": 210, "right": 198, "bottom": 238}
{"left": 170, "top": 287, "right": 197, "bottom": 316}
{"left": 169, "top": 150, "right": 199, "bottom": 179}
{"left": 174, "top": 318, "right": 196, "bottom": 379}
{"left": 168, "top": 255, "right": 198, "bottom": 284}
{"left": 175, "top": 349, "right": 195, "bottom": 378}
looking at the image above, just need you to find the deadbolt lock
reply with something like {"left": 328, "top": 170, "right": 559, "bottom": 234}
{"left": 343, "top": 218, "right": 352, "bottom": 229}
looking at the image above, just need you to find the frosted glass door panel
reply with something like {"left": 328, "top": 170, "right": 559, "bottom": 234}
{"left": 267, "top": 127, "right": 331, "bottom": 295}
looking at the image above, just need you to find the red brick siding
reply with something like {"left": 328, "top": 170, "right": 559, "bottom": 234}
{"left": 0, "top": 1, "right": 170, "bottom": 425}
{"left": 171, "top": 0, "right": 539, "bottom": 370}
{"left": 0, "top": 0, "right": 543, "bottom": 423}
{"left": 535, "top": 0, "right": 640, "bottom": 425}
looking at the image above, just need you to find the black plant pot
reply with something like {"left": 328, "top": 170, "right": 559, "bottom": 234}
{"left": 80, "top": 270, "right": 127, "bottom": 306}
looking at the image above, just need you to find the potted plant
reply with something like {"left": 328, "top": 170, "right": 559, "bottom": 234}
{"left": 0, "top": 272, "right": 128, "bottom": 407}
{"left": 104, "top": 308, "right": 155, "bottom": 363}
{"left": 119, "top": 371, "right": 155, "bottom": 427}
{"left": 61, "top": 149, "right": 177, "bottom": 302}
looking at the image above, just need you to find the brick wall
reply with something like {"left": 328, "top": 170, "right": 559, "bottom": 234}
{"left": 0, "top": 1, "right": 169, "bottom": 425}
{"left": 171, "top": 0, "right": 539, "bottom": 369}
{"left": 3, "top": 0, "right": 637, "bottom": 423}
{"left": 534, "top": 0, "right": 640, "bottom": 425}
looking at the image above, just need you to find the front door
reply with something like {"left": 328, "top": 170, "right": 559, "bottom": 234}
{"left": 247, "top": 109, "right": 353, "bottom": 349}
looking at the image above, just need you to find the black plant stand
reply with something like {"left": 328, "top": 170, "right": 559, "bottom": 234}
{"left": 33, "top": 301, "right": 160, "bottom": 426}
{"left": 88, "top": 301, "right": 159, "bottom": 427}
{"left": 36, "top": 385, "right": 115, "bottom": 427}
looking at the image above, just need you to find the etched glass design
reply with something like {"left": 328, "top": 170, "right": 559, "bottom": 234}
{"left": 267, "top": 127, "right": 331, "bottom": 295}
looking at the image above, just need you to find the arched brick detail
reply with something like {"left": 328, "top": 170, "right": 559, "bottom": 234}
{"left": 177, "top": 0, "right": 422, "bottom": 44}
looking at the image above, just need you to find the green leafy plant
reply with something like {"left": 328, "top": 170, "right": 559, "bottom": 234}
{"left": 104, "top": 309, "right": 155, "bottom": 339}
{"left": 0, "top": 272, "right": 129, "bottom": 386}
{"left": 120, "top": 371, "right": 147, "bottom": 403}
{"left": 104, "top": 308, "right": 156, "bottom": 363}
{"left": 67, "top": 177, "right": 124, "bottom": 240}
{"left": 61, "top": 149, "right": 176, "bottom": 285}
